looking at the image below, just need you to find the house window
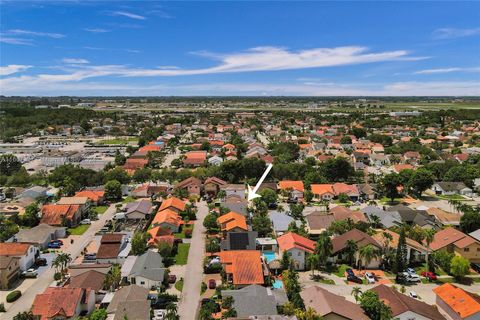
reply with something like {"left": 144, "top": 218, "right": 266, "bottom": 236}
{"left": 464, "top": 248, "right": 470, "bottom": 252}
{"left": 140, "top": 281, "right": 145, "bottom": 285}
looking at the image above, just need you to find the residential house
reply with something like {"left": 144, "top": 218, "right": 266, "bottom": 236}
{"left": 310, "top": 184, "right": 335, "bottom": 202}
{"left": 106, "top": 285, "right": 150, "bottom": 320}
{"left": 158, "top": 196, "right": 186, "bottom": 213}
{"left": 174, "top": 177, "right": 202, "bottom": 196}
{"left": 330, "top": 205, "right": 368, "bottom": 223}
{"left": 32, "top": 287, "right": 95, "bottom": 320}
{"left": 372, "top": 284, "right": 446, "bottom": 320}
{"left": 124, "top": 199, "right": 152, "bottom": 220}
{"left": 269, "top": 211, "right": 299, "bottom": 236}
{"left": 387, "top": 205, "right": 437, "bottom": 229}
{"left": 14, "top": 223, "right": 66, "bottom": 249}
{"left": 217, "top": 250, "right": 265, "bottom": 288}
{"left": 0, "top": 242, "right": 38, "bottom": 271}
{"left": 68, "top": 263, "right": 112, "bottom": 277}
{"left": 151, "top": 209, "right": 183, "bottom": 233}
{"left": 68, "top": 270, "right": 106, "bottom": 303}
{"left": 361, "top": 206, "right": 402, "bottom": 228}
{"left": 208, "top": 155, "right": 223, "bottom": 166}
{"left": 146, "top": 226, "right": 174, "bottom": 248}
{"left": 221, "top": 196, "right": 249, "bottom": 217}
{"left": 217, "top": 211, "right": 248, "bottom": 234}
{"left": 221, "top": 285, "right": 279, "bottom": 317}
{"left": 301, "top": 286, "right": 369, "bottom": 320}
{"left": 0, "top": 256, "right": 20, "bottom": 290}
{"left": 41, "top": 204, "right": 82, "bottom": 227}
{"left": 434, "top": 284, "right": 480, "bottom": 320}
{"left": 426, "top": 207, "right": 461, "bottom": 227}
{"left": 57, "top": 196, "right": 91, "bottom": 213}
{"left": 430, "top": 227, "right": 480, "bottom": 263}
{"left": 221, "top": 184, "right": 246, "bottom": 199}
{"left": 278, "top": 180, "right": 304, "bottom": 202}
{"left": 432, "top": 182, "right": 473, "bottom": 197}
{"left": 331, "top": 229, "right": 382, "bottom": 268}
{"left": 20, "top": 186, "right": 48, "bottom": 201}
{"left": 127, "top": 250, "right": 166, "bottom": 289}
{"left": 204, "top": 176, "right": 227, "bottom": 197}
{"left": 221, "top": 231, "right": 258, "bottom": 251}
{"left": 277, "top": 232, "right": 316, "bottom": 270}
{"left": 332, "top": 183, "right": 360, "bottom": 201}
{"left": 96, "top": 233, "right": 129, "bottom": 265}
{"left": 304, "top": 212, "right": 335, "bottom": 235}
{"left": 372, "top": 229, "right": 427, "bottom": 262}
{"left": 74, "top": 190, "right": 105, "bottom": 205}
{"left": 183, "top": 150, "right": 207, "bottom": 167}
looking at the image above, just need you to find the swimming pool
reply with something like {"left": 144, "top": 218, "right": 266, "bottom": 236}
{"left": 272, "top": 279, "right": 283, "bottom": 289}
{"left": 263, "top": 251, "right": 277, "bottom": 263}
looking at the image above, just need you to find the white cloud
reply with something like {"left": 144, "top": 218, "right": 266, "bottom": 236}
{"left": 0, "top": 65, "right": 32, "bottom": 76}
{"left": 433, "top": 27, "right": 480, "bottom": 39}
{"left": 111, "top": 11, "right": 146, "bottom": 20}
{"left": 0, "top": 37, "right": 34, "bottom": 45}
{"left": 6, "top": 29, "right": 65, "bottom": 39}
{"left": 62, "top": 58, "right": 90, "bottom": 64}
{"left": 414, "top": 67, "right": 480, "bottom": 74}
{"left": 84, "top": 28, "right": 110, "bottom": 33}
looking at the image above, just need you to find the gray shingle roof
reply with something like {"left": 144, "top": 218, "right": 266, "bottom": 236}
{"left": 222, "top": 285, "right": 278, "bottom": 317}
{"left": 129, "top": 250, "right": 165, "bottom": 281}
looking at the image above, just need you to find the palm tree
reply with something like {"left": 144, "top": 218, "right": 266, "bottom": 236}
{"left": 315, "top": 232, "right": 333, "bottom": 270}
{"left": 105, "top": 264, "right": 122, "bottom": 291}
{"left": 359, "top": 244, "right": 380, "bottom": 270}
{"left": 370, "top": 215, "right": 382, "bottom": 228}
{"left": 351, "top": 286, "right": 362, "bottom": 302}
{"left": 307, "top": 254, "right": 319, "bottom": 277}
{"left": 424, "top": 228, "right": 436, "bottom": 273}
{"left": 344, "top": 240, "right": 358, "bottom": 266}
{"left": 51, "top": 258, "right": 61, "bottom": 274}
{"left": 165, "top": 303, "right": 179, "bottom": 320}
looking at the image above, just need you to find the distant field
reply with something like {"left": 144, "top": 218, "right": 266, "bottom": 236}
{"left": 383, "top": 102, "right": 480, "bottom": 110}
{"left": 98, "top": 137, "right": 138, "bottom": 145}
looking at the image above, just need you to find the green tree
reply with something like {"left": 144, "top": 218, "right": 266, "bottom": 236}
{"left": 104, "top": 167, "right": 130, "bottom": 184}
{"left": 322, "top": 157, "right": 355, "bottom": 182}
{"left": 114, "top": 150, "right": 126, "bottom": 166}
{"left": 408, "top": 168, "right": 434, "bottom": 197}
{"left": 22, "top": 203, "right": 40, "bottom": 227}
{"left": 394, "top": 226, "right": 407, "bottom": 274}
{"left": 341, "top": 135, "right": 353, "bottom": 144}
{"left": 307, "top": 254, "right": 319, "bottom": 277}
{"left": 423, "top": 228, "right": 436, "bottom": 273}
{"left": 349, "top": 127, "right": 367, "bottom": 139}
{"left": 206, "top": 238, "right": 220, "bottom": 253}
{"left": 432, "top": 251, "right": 454, "bottom": 274}
{"left": 157, "top": 241, "right": 173, "bottom": 258}
{"left": 104, "top": 264, "right": 121, "bottom": 291}
{"left": 345, "top": 239, "right": 358, "bottom": 266}
{"left": 104, "top": 180, "right": 122, "bottom": 201}
{"left": 359, "top": 291, "right": 392, "bottom": 320}
{"left": 258, "top": 188, "right": 277, "bottom": 205}
{"left": 13, "top": 311, "right": 35, "bottom": 320}
{"left": 359, "top": 244, "right": 380, "bottom": 270}
{"left": 203, "top": 213, "right": 219, "bottom": 232}
{"left": 131, "top": 232, "right": 149, "bottom": 255}
{"left": 252, "top": 213, "right": 272, "bottom": 237}
{"left": 90, "top": 309, "right": 108, "bottom": 320}
{"left": 351, "top": 286, "right": 363, "bottom": 302}
{"left": 381, "top": 173, "right": 400, "bottom": 203}
{"left": 450, "top": 256, "right": 469, "bottom": 278}
{"left": 460, "top": 210, "right": 480, "bottom": 233}
{"left": 0, "top": 154, "right": 22, "bottom": 175}
{"left": 315, "top": 232, "right": 333, "bottom": 269}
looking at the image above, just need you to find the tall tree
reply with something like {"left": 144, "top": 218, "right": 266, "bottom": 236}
{"left": 394, "top": 226, "right": 408, "bottom": 274}
{"left": 359, "top": 244, "right": 380, "bottom": 270}
{"left": 315, "top": 232, "right": 333, "bottom": 269}
{"left": 423, "top": 228, "right": 436, "bottom": 273}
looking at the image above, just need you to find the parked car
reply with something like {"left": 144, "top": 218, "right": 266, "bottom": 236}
{"left": 208, "top": 279, "right": 216, "bottom": 289}
{"left": 347, "top": 275, "right": 363, "bottom": 284}
{"left": 402, "top": 272, "right": 421, "bottom": 283}
{"left": 168, "top": 275, "right": 177, "bottom": 284}
{"left": 409, "top": 291, "right": 418, "bottom": 299}
{"left": 365, "top": 272, "right": 376, "bottom": 284}
{"left": 80, "top": 219, "right": 91, "bottom": 225}
{"left": 35, "top": 258, "right": 47, "bottom": 267}
{"left": 153, "top": 310, "right": 165, "bottom": 320}
{"left": 52, "top": 239, "right": 63, "bottom": 245}
{"left": 406, "top": 268, "right": 417, "bottom": 275}
{"left": 471, "top": 263, "right": 480, "bottom": 273}
{"left": 420, "top": 271, "right": 437, "bottom": 281}
{"left": 22, "top": 268, "right": 38, "bottom": 278}
{"left": 48, "top": 242, "right": 61, "bottom": 249}
{"left": 345, "top": 268, "right": 355, "bottom": 277}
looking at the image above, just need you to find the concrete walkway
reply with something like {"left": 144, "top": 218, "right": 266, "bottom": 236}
{"left": 178, "top": 201, "right": 208, "bottom": 320}
{"left": 2, "top": 203, "right": 117, "bottom": 317}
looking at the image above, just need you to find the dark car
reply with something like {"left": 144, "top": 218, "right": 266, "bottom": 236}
{"left": 48, "top": 242, "right": 61, "bottom": 249}
{"left": 208, "top": 279, "right": 216, "bottom": 289}
{"left": 51, "top": 240, "right": 63, "bottom": 245}
{"left": 345, "top": 268, "right": 355, "bottom": 277}
{"left": 347, "top": 275, "right": 363, "bottom": 284}
{"left": 471, "top": 263, "right": 480, "bottom": 273}
{"left": 35, "top": 258, "right": 47, "bottom": 267}
{"left": 168, "top": 275, "right": 177, "bottom": 284}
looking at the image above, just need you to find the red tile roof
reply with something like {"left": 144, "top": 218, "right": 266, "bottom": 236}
{"left": 278, "top": 180, "right": 304, "bottom": 192}
{"left": 0, "top": 242, "right": 33, "bottom": 256}
{"left": 218, "top": 250, "right": 264, "bottom": 286}
{"left": 159, "top": 197, "right": 186, "bottom": 212}
{"left": 41, "top": 204, "right": 81, "bottom": 226}
{"left": 434, "top": 284, "right": 480, "bottom": 319}
{"left": 32, "top": 287, "right": 88, "bottom": 320}
{"left": 311, "top": 184, "right": 334, "bottom": 195}
{"left": 152, "top": 209, "right": 183, "bottom": 227}
{"left": 277, "top": 232, "right": 316, "bottom": 253}
{"left": 217, "top": 211, "right": 248, "bottom": 232}
{"left": 429, "top": 227, "right": 471, "bottom": 251}
{"left": 74, "top": 190, "right": 104, "bottom": 202}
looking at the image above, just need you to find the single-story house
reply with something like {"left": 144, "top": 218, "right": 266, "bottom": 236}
{"left": 221, "top": 285, "right": 278, "bottom": 317}
{"left": 32, "top": 287, "right": 95, "bottom": 320}
{"left": 14, "top": 223, "right": 66, "bottom": 249}
{"left": 124, "top": 199, "right": 152, "bottom": 220}
{"left": 127, "top": 250, "right": 166, "bottom": 290}
{"left": 277, "top": 232, "right": 316, "bottom": 270}
{"left": 432, "top": 182, "right": 473, "bottom": 197}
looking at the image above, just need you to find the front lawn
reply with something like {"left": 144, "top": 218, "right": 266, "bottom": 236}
{"left": 94, "top": 205, "right": 109, "bottom": 214}
{"left": 333, "top": 264, "right": 351, "bottom": 277}
{"left": 122, "top": 196, "right": 135, "bottom": 203}
{"left": 174, "top": 243, "right": 190, "bottom": 265}
{"left": 379, "top": 197, "right": 402, "bottom": 205}
{"left": 414, "top": 262, "right": 447, "bottom": 276}
{"left": 68, "top": 224, "right": 89, "bottom": 235}
{"left": 174, "top": 225, "right": 194, "bottom": 239}
{"left": 174, "top": 278, "right": 184, "bottom": 292}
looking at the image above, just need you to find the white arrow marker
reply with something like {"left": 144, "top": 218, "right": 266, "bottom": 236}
{"left": 247, "top": 163, "right": 273, "bottom": 201}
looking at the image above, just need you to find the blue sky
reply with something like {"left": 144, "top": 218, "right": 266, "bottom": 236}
{"left": 1, "top": 1, "right": 479, "bottom": 96}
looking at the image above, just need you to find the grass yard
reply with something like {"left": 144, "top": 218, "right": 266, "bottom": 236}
{"left": 68, "top": 224, "right": 89, "bottom": 235}
{"left": 333, "top": 264, "right": 351, "bottom": 278}
{"left": 99, "top": 137, "right": 138, "bottom": 145}
{"left": 122, "top": 196, "right": 135, "bottom": 203}
{"left": 174, "top": 225, "right": 194, "bottom": 239}
{"left": 94, "top": 205, "right": 109, "bottom": 214}
{"left": 414, "top": 263, "right": 447, "bottom": 276}
{"left": 379, "top": 197, "right": 402, "bottom": 205}
{"left": 174, "top": 279, "right": 184, "bottom": 292}
{"left": 174, "top": 243, "right": 190, "bottom": 265}
{"left": 436, "top": 194, "right": 467, "bottom": 201}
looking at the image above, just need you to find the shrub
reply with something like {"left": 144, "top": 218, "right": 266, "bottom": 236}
{"left": 54, "top": 272, "right": 62, "bottom": 281}
{"left": 204, "top": 263, "right": 223, "bottom": 274}
{"left": 184, "top": 228, "right": 192, "bottom": 238}
{"left": 6, "top": 290, "right": 21, "bottom": 303}
{"left": 0, "top": 303, "right": 5, "bottom": 312}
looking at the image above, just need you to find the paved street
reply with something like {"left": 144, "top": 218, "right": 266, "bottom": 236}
{"left": 178, "top": 201, "right": 208, "bottom": 320}
{"left": 2, "top": 203, "right": 117, "bottom": 318}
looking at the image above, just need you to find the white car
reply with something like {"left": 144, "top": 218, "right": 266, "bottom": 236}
{"left": 365, "top": 272, "right": 376, "bottom": 284}
{"left": 80, "top": 219, "right": 91, "bottom": 225}
{"left": 153, "top": 310, "right": 165, "bottom": 320}
{"left": 22, "top": 268, "right": 38, "bottom": 278}
{"left": 407, "top": 274, "right": 421, "bottom": 283}
{"left": 409, "top": 291, "right": 418, "bottom": 299}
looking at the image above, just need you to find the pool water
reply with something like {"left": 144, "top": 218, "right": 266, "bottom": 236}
{"left": 272, "top": 280, "right": 283, "bottom": 289}
{"left": 263, "top": 251, "right": 276, "bottom": 263}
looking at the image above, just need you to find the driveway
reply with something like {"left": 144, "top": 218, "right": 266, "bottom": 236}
{"left": 161, "top": 147, "right": 181, "bottom": 168}
{"left": 2, "top": 203, "right": 118, "bottom": 317}
{"left": 177, "top": 201, "right": 208, "bottom": 320}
